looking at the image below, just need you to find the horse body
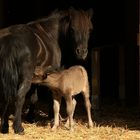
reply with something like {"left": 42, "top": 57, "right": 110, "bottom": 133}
{"left": 0, "top": 16, "right": 61, "bottom": 134}
{"left": 27, "top": 8, "right": 93, "bottom": 122}
{"left": 32, "top": 65, "right": 93, "bottom": 131}
{"left": 0, "top": 8, "right": 93, "bottom": 134}
{"left": 0, "top": 25, "right": 39, "bottom": 134}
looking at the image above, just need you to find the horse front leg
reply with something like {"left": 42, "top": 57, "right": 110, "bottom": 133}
{"left": 1, "top": 102, "right": 9, "bottom": 134}
{"left": 13, "top": 80, "right": 31, "bottom": 134}
{"left": 26, "top": 86, "right": 38, "bottom": 123}
{"left": 51, "top": 93, "right": 61, "bottom": 131}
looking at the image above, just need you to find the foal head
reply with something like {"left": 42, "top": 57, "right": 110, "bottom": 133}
{"left": 68, "top": 8, "right": 93, "bottom": 60}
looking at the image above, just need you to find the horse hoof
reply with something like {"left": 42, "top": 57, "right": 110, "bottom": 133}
{"left": 17, "top": 131, "right": 25, "bottom": 135}
{"left": 15, "top": 130, "right": 25, "bottom": 135}
{"left": 14, "top": 126, "right": 24, "bottom": 135}
{"left": 1, "top": 128, "right": 9, "bottom": 134}
{"left": 25, "top": 112, "right": 35, "bottom": 123}
{"left": 25, "top": 116, "right": 35, "bottom": 123}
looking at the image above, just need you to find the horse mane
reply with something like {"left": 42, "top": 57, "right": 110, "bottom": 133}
{"left": 27, "top": 10, "right": 61, "bottom": 25}
{"left": 27, "top": 8, "right": 92, "bottom": 40}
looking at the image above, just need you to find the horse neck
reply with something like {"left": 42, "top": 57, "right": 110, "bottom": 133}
{"left": 38, "top": 22, "right": 59, "bottom": 40}
{"left": 28, "top": 13, "right": 60, "bottom": 40}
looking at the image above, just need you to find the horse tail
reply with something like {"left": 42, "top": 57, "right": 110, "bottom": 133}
{"left": 0, "top": 36, "right": 21, "bottom": 102}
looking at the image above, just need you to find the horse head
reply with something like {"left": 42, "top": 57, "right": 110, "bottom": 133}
{"left": 69, "top": 8, "right": 93, "bottom": 60}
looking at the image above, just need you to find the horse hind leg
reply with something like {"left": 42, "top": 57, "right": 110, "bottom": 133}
{"left": 82, "top": 91, "right": 93, "bottom": 128}
{"left": 26, "top": 87, "right": 38, "bottom": 123}
{"left": 1, "top": 102, "right": 9, "bottom": 134}
{"left": 13, "top": 80, "right": 32, "bottom": 134}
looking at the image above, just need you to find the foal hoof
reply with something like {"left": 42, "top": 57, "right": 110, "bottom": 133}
{"left": 69, "top": 127, "right": 74, "bottom": 132}
{"left": 51, "top": 125, "right": 58, "bottom": 132}
{"left": 88, "top": 123, "right": 94, "bottom": 128}
{"left": 64, "top": 123, "right": 69, "bottom": 130}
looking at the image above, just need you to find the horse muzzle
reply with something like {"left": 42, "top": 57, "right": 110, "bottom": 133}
{"left": 76, "top": 47, "right": 88, "bottom": 60}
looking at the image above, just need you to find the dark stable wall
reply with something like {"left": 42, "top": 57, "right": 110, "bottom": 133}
{"left": 2, "top": 0, "right": 125, "bottom": 48}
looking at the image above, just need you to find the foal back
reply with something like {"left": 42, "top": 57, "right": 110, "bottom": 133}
{"left": 59, "top": 65, "right": 89, "bottom": 95}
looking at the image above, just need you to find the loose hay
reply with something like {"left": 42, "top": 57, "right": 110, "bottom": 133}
{"left": 0, "top": 103, "right": 140, "bottom": 140}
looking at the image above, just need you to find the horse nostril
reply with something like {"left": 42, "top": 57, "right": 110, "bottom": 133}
{"left": 84, "top": 48, "right": 88, "bottom": 54}
{"left": 76, "top": 48, "right": 80, "bottom": 54}
{"left": 76, "top": 48, "right": 88, "bottom": 55}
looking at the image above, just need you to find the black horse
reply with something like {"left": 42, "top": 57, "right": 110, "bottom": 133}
{"left": 0, "top": 8, "right": 93, "bottom": 134}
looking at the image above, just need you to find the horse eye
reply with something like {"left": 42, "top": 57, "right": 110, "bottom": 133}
{"left": 70, "top": 28, "right": 74, "bottom": 33}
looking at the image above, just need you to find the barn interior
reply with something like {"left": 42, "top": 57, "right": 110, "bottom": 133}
{"left": 0, "top": 0, "right": 139, "bottom": 123}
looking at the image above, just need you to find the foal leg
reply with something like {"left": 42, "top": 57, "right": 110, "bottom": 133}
{"left": 51, "top": 93, "right": 61, "bottom": 131}
{"left": 65, "top": 94, "right": 74, "bottom": 131}
{"left": 65, "top": 98, "right": 77, "bottom": 128}
{"left": 82, "top": 92, "right": 93, "bottom": 128}
{"left": 1, "top": 102, "right": 9, "bottom": 134}
{"left": 13, "top": 80, "right": 31, "bottom": 134}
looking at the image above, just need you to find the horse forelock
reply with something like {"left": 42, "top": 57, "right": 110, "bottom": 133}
{"left": 58, "top": 10, "right": 70, "bottom": 35}
{"left": 58, "top": 9, "right": 91, "bottom": 36}
{"left": 70, "top": 10, "right": 93, "bottom": 34}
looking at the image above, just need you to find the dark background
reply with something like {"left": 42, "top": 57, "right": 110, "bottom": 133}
{"left": 2, "top": 0, "right": 125, "bottom": 45}
{"left": 0, "top": 0, "right": 139, "bottom": 106}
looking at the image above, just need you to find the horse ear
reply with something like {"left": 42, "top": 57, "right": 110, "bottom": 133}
{"left": 62, "top": 15, "right": 70, "bottom": 23}
{"left": 87, "top": 8, "right": 93, "bottom": 18}
{"left": 69, "top": 6, "right": 75, "bottom": 11}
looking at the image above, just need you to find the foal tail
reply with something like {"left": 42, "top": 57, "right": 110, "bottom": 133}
{"left": 79, "top": 65, "right": 90, "bottom": 97}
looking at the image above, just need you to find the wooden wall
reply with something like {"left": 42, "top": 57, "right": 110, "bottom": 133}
{"left": 91, "top": 0, "right": 138, "bottom": 107}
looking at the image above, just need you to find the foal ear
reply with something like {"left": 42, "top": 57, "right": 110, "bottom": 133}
{"left": 87, "top": 8, "right": 94, "bottom": 18}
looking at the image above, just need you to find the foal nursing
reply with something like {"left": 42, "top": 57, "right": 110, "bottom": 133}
{"left": 32, "top": 65, "right": 93, "bottom": 131}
